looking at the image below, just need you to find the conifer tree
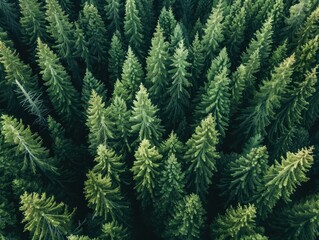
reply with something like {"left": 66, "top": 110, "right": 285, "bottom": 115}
{"left": 220, "top": 146, "right": 269, "bottom": 204}
{"left": 240, "top": 234, "right": 268, "bottom": 240}
{"left": 270, "top": 194, "right": 319, "bottom": 240}
{"left": 201, "top": 2, "right": 224, "bottom": 61}
{"left": 0, "top": 0, "right": 20, "bottom": 37}
{"left": 1, "top": 114, "right": 58, "bottom": 175}
{"left": 124, "top": 0, "right": 144, "bottom": 58}
{"left": 20, "top": 192, "right": 74, "bottom": 240}
{"left": 86, "top": 91, "right": 114, "bottom": 154}
{"left": 108, "top": 32, "right": 125, "bottom": 85}
{"left": 211, "top": 204, "right": 258, "bottom": 240}
{"left": 74, "top": 22, "right": 89, "bottom": 65}
{"left": 131, "top": 139, "right": 162, "bottom": 205}
{"left": 121, "top": 47, "right": 144, "bottom": 103}
{"left": 84, "top": 171, "right": 128, "bottom": 222}
{"left": 79, "top": 3, "right": 108, "bottom": 71}
{"left": 135, "top": 0, "right": 154, "bottom": 45}
{"left": 158, "top": 7, "right": 177, "bottom": 41}
{"left": 237, "top": 55, "right": 295, "bottom": 138}
{"left": 189, "top": 33, "right": 205, "bottom": 91}
{"left": 129, "top": 84, "right": 164, "bottom": 145}
{"left": 165, "top": 40, "right": 191, "bottom": 127}
{"left": 169, "top": 23, "right": 185, "bottom": 53}
{"left": 145, "top": 24, "right": 169, "bottom": 106}
{"left": 19, "top": 0, "right": 48, "bottom": 54}
{"left": 92, "top": 144, "right": 126, "bottom": 187}
{"left": 36, "top": 39, "right": 81, "bottom": 123}
{"left": 101, "top": 220, "right": 129, "bottom": 240}
{"left": 160, "top": 131, "right": 185, "bottom": 161}
{"left": 68, "top": 236, "right": 92, "bottom": 240}
{"left": 81, "top": 69, "right": 107, "bottom": 110}
{"left": 185, "top": 114, "right": 220, "bottom": 198}
{"left": 254, "top": 147, "right": 314, "bottom": 218}
{"left": 105, "top": 0, "right": 123, "bottom": 34}
{"left": 166, "top": 194, "right": 205, "bottom": 240}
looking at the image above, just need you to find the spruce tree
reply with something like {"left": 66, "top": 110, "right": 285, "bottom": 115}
{"left": 129, "top": 84, "right": 164, "bottom": 146}
{"left": 101, "top": 220, "right": 129, "bottom": 240}
{"left": 84, "top": 170, "right": 128, "bottom": 222}
{"left": 1, "top": 114, "right": 58, "bottom": 175}
{"left": 158, "top": 7, "right": 177, "bottom": 42}
{"left": 86, "top": 91, "right": 114, "bottom": 154}
{"left": 108, "top": 32, "right": 125, "bottom": 85}
{"left": 160, "top": 131, "right": 185, "bottom": 161}
{"left": 189, "top": 33, "right": 205, "bottom": 91}
{"left": 165, "top": 40, "right": 191, "bottom": 127}
{"left": 105, "top": 0, "right": 123, "bottom": 34}
{"left": 237, "top": 55, "right": 295, "bottom": 138}
{"left": 74, "top": 22, "right": 89, "bottom": 65}
{"left": 124, "top": 0, "right": 144, "bottom": 58}
{"left": 36, "top": 39, "right": 81, "bottom": 123}
{"left": 121, "top": 47, "right": 144, "bottom": 103}
{"left": 145, "top": 23, "right": 169, "bottom": 106}
{"left": 0, "top": 0, "right": 20, "bottom": 37}
{"left": 211, "top": 204, "right": 258, "bottom": 240}
{"left": 20, "top": 192, "right": 74, "bottom": 240}
{"left": 131, "top": 139, "right": 162, "bottom": 205}
{"left": 254, "top": 147, "right": 314, "bottom": 218}
{"left": 166, "top": 194, "right": 205, "bottom": 240}
{"left": 185, "top": 114, "right": 220, "bottom": 198}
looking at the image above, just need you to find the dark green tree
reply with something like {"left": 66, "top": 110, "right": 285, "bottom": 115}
{"left": 101, "top": 220, "right": 129, "bottom": 240}
{"left": 105, "top": 0, "right": 123, "bottom": 34}
{"left": 108, "top": 32, "right": 125, "bottom": 85}
{"left": 158, "top": 7, "right": 177, "bottom": 41}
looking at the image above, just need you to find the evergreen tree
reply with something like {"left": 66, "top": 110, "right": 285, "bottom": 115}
{"left": 1, "top": 114, "right": 58, "bottom": 175}
{"left": 129, "top": 84, "right": 164, "bottom": 146}
{"left": 240, "top": 234, "right": 268, "bottom": 240}
{"left": 169, "top": 23, "right": 185, "bottom": 53}
{"left": 36, "top": 39, "right": 81, "bottom": 123}
{"left": 158, "top": 7, "right": 177, "bottom": 42}
{"left": 131, "top": 139, "right": 162, "bottom": 205}
{"left": 86, "top": 91, "right": 114, "bottom": 154}
{"left": 185, "top": 114, "right": 220, "bottom": 198}
{"left": 254, "top": 147, "right": 314, "bottom": 218}
{"left": 101, "top": 220, "right": 129, "bottom": 240}
{"left": 108, "top": 32, "right": 125, "bottom": 85}
{"left": 160, "top": 131, "right": 185, "bottom": 161}
{"left": 79, "top": 3, "right": 108, "bottom": 71}
{"left": 105, "top": 0, "right": 123, "bottom": 34}
{"left": 145, "top": 24, "right": 169, "bottom": 106}
{"left": 84, "top": 171, "right": 128, "bottom": 222}
{"left": 0, "top": 0, "right": 20, "bottom": 37}
{"left": 165, "top": 40, "right": 191, "bottom": 127}
{"left": 20, "top": 192, "right": 74, "bottom": 240}
{"left": 19, "top": 0, "right": 48, "bottom": 54}
{"left": 121, "top": 47, "right": 144, "bottom": 103}
{"left": 166, "top": 194, "right": 205, "bottom": 240}
{"left": 124, "top": 0, "right": 144, "bottom": 58}
{"left": 81, "top": 69, "right": 107, "bottom": 110}
{"left": 220, "top": 146, "right": 269, "bottom": 204}
{"left": 237, "top": 55, "right": 295, "bottom": 138}
{"left": 211, "top": 204, "right": 258, "bottom": 240}
{"left": 74, "top": 22, "right": 89, "bottom": 65}
{"left": 92, "top": 144, "right": 126, "bottom": 187}
{"left": 270, "top": 194, "right": 319, "bottom": 240}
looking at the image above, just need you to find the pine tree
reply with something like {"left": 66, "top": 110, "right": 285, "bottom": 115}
{"left": 240, "top": 234, "right": 268, "bottom": 240}
{"left": 1, "top": 114, "right": 58, "bottom": 175}
{"left": 0, "top": 0, "right": 20, "bottom": 37}
{"left": 108, "top": 32, "right": 125, "bottom": 85}
{"left": 124, "top": 0, "right": 144, "bottom": 58}
{"left": 185, "top": 114, "right": 220, "bottom": 198}
{"left": 194, "top": 67, "right": 231, "bottom": 138}
{"left": 68, "top": 236, "right": 92, "bottom": 240}
{"left": 131, "top": 139, "right": 162, "bottom": 205}
{"left": 166, "top": 194, "right": 205, "bottom": 240}
{"left": 121, "top": 47, "right": 144, "bottom": 103}
{"left": 201, "top": 2, "right": 224, "bottom": 61}
{"left": 84, "top": 171, "right": 128, "bottom": 222}
{"left": 135, "top": 0, "right": 154, "bottom": 45}
{"left": 169, "top": 23, "right": 185, "bottom": 53}
{"left": 211, "top": 204, "right": 258, "bottom": 240}
{"left": 165, "top": 40, "right": 191, "bottom": 127}
{"left": 129, "top": 84, "right": 164, "bottom": 146}
{"left": 160, "top": 131, "right": 185, "bottom": 161}
{"left": 270, "top": 194, "right": 319, "bottom": 240}
{"left": 79, "top": 3, "right": 108, "bottom": 71}
{"left": 19, "top": 0, "right": 48, "bottom": 54}
{"left": 86, "top": 91, "right": 114, "bottom": 154}
{"left": 158, "top": 7, "right": 177, "bottom": 42}
{"left": 74, "top": 22, "right": 89, "bottom": 65}
{"left": 20, "top": 192, "right": 74, "bottom": 240}
{"left": 254, "top": 147, "right": 314, "bottom": 218}
{"left": 105, "top": 0, "right": 123, "bottom": 34}
{"left": 220, "top": 146, "right": 269, "bottom": 204}
{"left": 36, "top": 39, "right": 81, "bottom": 123}
{"left": 101, "top": 220, "right": 129, "bottom": 240}
{"left": 81, "top": 69, "right": 107, "bottom": 110}
{"left": 145, "top": 24, "right": 169, "bottom": 106}
{"left": 237, "top": 55, "right": 295, "bottom": 138}
{"left": 92, "top": 144, "right": 126, "bottom": 187}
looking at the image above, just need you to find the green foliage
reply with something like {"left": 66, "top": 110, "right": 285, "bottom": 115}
{"left": 101, "top": 220, "right": 129, "bottom": 240}
{"left": 105, "top": 0, "right": 123, "bottom": 33}
{"left": 160, "top": 131, "right": 185, "bottom": 161}
{"left": 254, "top": 147, "right": 314, "bottom": 218}
{"left": 108, "top": 32, "right": 125, "bottom": 85}
{"left": 130, "top": 84, "right": 164, "bottom": 145}
{"left": 158, "top": 7, "right": 177, "bottom": 41}
{"left": 166, "top": 194, "right": 205, "bottom": 240}
{"left": 20, "top": 192, "right": 74, "bottom": 240}
{"left": 211, "top": 204, "right": 258, "bottom": 240}
{"left": 185, "top": 114, "right": 220, "bottom": 198}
